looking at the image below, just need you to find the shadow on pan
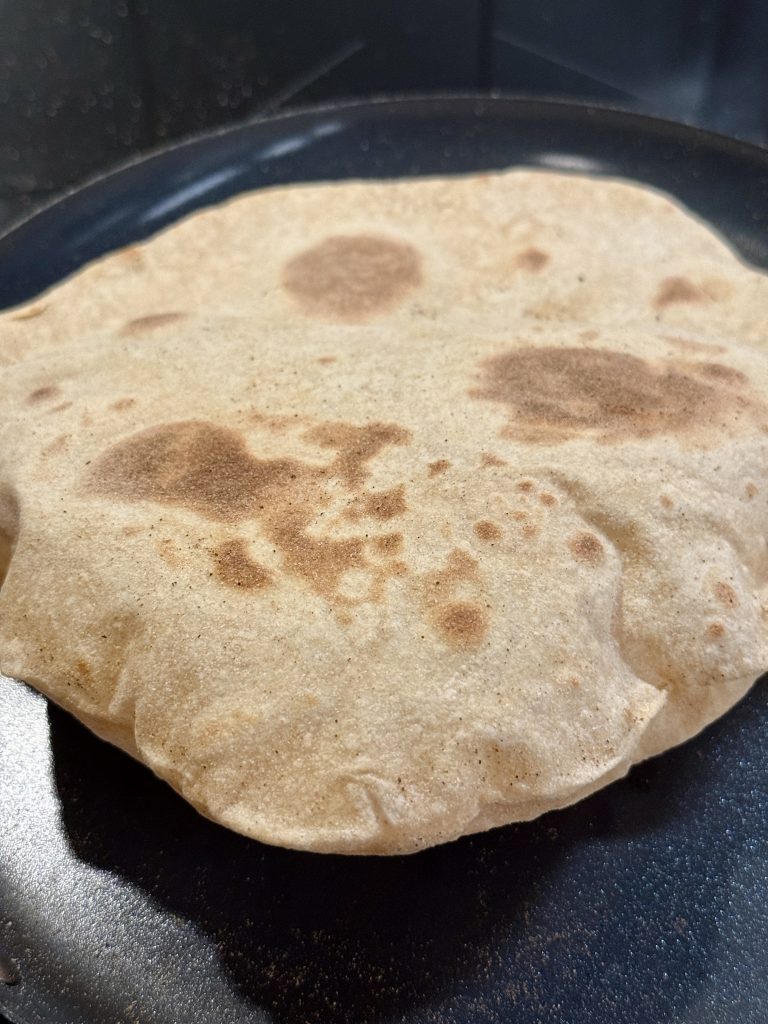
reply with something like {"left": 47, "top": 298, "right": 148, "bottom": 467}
{"left": 48, "top": 675, "right": 767, "bottom": 1024}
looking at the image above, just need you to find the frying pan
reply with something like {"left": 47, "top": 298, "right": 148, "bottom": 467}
{"left": 0, "top": 96, "right": 766, "bottom": 1024}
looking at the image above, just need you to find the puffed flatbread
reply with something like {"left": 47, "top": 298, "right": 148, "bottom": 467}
{"left": 1, "top": 313, "right": 766, "bottom": 853}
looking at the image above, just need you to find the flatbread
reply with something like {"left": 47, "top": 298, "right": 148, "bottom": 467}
{"left": 2, "top": 314, "right": 767, "bottom": 853}
{"left": 3, "top": 169, "right": 768, "bottom": 370}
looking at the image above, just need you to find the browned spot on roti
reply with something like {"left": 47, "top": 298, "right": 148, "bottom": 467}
{"left": 655, "top": 276, "right": 711, "bottom": 308}
{"left": 111, "top": 398, "right": 136, "bottom": 412}
{"left": 569, "top": 531, "right": 604, "bottom": 564}
{"left": 539, "top": 492, "right": 557, "bottom": 507}
{"left": 433, "top": 602, "right": 488, "bottom": 648}
{"left": 87, "top": 418, "right": 409, "bottom": 605}
{"left": 354, "top": 484, "right": 407, "bottom": 521}
{"left": 212, "top": 538, "right": 271, "bottom": 590}
{"left": 11, "top": 304, "right": 47, "bottom": 321}
{"left": 420, "top": 549, "right": 480, "bottom": 615}
{"left": 474, "top": 520, "right": 501, "bottom": 542}
{"left": 120, "top": 312, "right": 186, "bottom": 335}
{"left": 42, "top": 434, "right": 69, "bottom": 458}
{"left": 26, "top": 385, "right": 60, "bottom": 405}
{"left": 473, "top": 346, "right": 753, "bottom": 443}
{"left": 567, "top": 676, "right": 581, "bottom": 690}
{"left": 317, "top": 356, "right": 336, "bottom": 365}
{"left": 481, "top": 456, "right": 512, "bottom": 471}
{"left": 697, "top": 362, "right": 747, "bottom": 385}
{"left": 706, "top": 621, "right": 726, "bottom": 641}
{"left": 714, "top": 581, "right": 738, "bottom": 607}
{"left": 481, "top": 452, "right": 506, "bottom": 468}
{"left": 428, "top": 459, "right": 451, "bottom": 477}
{"left": 76, "top": 660, "right": 92, "bottom": 679}
{"left": 306, "top": 421, "right": 411, "bottom": 488}
{"left": 660, "top": 494, "right": 674, "bottom": 510}
{"left": 121, "top": 525, "right": 143, "bottom": 537}
{"left": 522, "top": 524, "right": 538, "bottom": 540}
{"left": 516, "top": 248, "right": 549, "bottom": 272}
{"left": 372, "top": 532, "right": 403, "bottom": 556}
{"left": 517, "top": 480, "right": 534, "bottom": 493}
{"left": 745, "top": 482, "right": 758, "bottom": 499}
{"left": 444, "top": 548, "right": 479, "bottom": 582}
{"left": 512, "top": 510, "right": 528, "bottom": 522}
{"left": 51, "top": 401, "right": 73, "bottom": 414}
{"left": 282, "top": 234, "right": 422, "bottom": 320}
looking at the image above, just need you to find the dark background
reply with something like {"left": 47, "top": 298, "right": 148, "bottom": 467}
{"left": 1, "top": 0, "right": 767, "bottom": 231}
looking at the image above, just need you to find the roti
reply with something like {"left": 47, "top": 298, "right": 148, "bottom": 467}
{"left": 1, "top": 312, "right": 767, "bottom": 854}
{"left": 3, "top": 168, "right": 768, "bottom": 370}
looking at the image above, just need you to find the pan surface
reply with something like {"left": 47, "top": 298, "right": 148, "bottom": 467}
{"left": 0, "top": 96, "right": 767, "bottom": 1024}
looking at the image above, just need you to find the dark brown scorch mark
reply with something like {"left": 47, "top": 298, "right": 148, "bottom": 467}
{"left": 472, "top": 346, "right": 755, "bottom": 444}
{"left": 282, "top": 234, "right": 422, "bottom": 320}
{"left": 434, "top": 602, "right": 488, "bottom": 649}
{"left": 516, "top": 247, "right": 549, "bottom": 272}
{"left": 480, "top": 453, "right": 507, "bottom": 468}
{"left": 428, "top": 459, "right": 451, "bottom": 477}
{"left": 418, "top": 548, "right": 489, "bottom": 649}
{"left": 372, "top": 532, "right": 403, "bottom": 556}
{"left": 713, "top": 581, "right": 738, "bottom": 608}
{"left": 654, "top": 277, "right": 711, "bottom": 308}
{"left": 26, "top": 385, "right": 60, "bottom": 405}
{"left": 212, "top": 538, "right": 272, "bottom": 590}
{"left": 305, "top": 421, "right": 410, "bottom": 488}
{"left": 569, "top": 531, "right": 604, "bottom": 565}
{"left": 432, "top": 549, "right": 479, "bottom": 586}
{"left": 353, "top": 485, "right": 407, "bottom": 522}
{"left": 120, "top": 312, "right": 186, "bottom": 335}
{"left": 86, "top": 419, "right": 410, "bottom": 604}
{"left": 474, "top": 520, "right": 502, "bottom": 542}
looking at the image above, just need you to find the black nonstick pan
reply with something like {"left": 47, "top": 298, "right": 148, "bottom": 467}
{"left": 1, "top": 96, "right": 767, "bottom": 1024}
